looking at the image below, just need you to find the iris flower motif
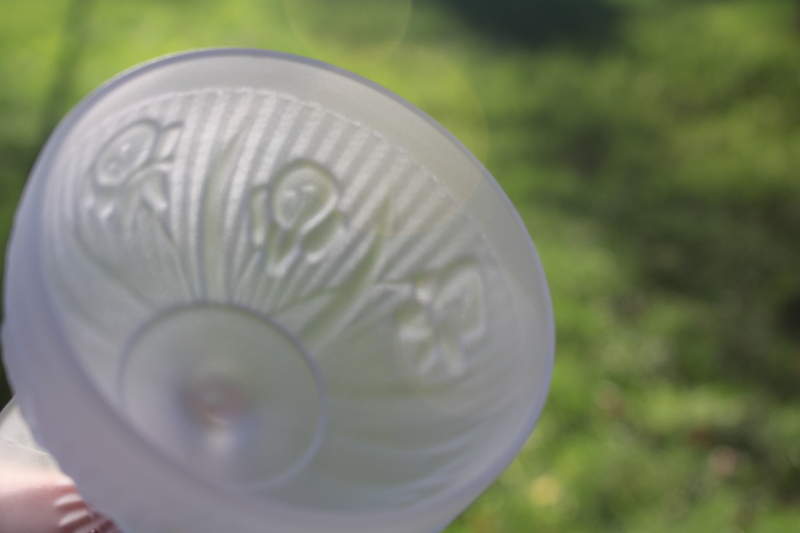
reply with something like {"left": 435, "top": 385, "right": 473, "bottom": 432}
{"left": 250, "top": 160, "right": 344, "bottom": 275}
{"left": 90, "top": 120, "right": 181, "bottom": 234}
{"left": 396, "top": 262, "right": 486, "bottom": 385}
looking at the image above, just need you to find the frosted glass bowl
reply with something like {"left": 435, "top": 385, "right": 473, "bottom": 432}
{"left": 1, "top": 49, "right": 554, "bottom": 533}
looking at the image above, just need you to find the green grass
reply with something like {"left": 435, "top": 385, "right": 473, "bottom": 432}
{"left": 1, "top": 0, "right": 799, "bottom": 531}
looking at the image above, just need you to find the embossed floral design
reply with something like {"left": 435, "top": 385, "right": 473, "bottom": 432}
{"left": 396, "top": 262, "right": 486, "bottom": 384}
{"left": 89, "top": 120, "right": 181, "bottom": 233}
{"left": 250, "top": 160, "right": 345, "bottom": 274}
{"left": 48, "top": 89, "right": 519, "bottom": 518}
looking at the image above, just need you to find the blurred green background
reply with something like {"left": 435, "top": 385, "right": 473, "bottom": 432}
{"left": 1, "top": 0, "right": 799, "bottom": 531}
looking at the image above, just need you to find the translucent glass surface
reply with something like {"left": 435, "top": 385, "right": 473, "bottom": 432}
{"left": 2, "top": 50, "right": 554, "bottom": 533}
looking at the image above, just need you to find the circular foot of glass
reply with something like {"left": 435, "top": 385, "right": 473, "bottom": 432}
{"left": 119, "top": 304, "right": 325, "bottom": 488}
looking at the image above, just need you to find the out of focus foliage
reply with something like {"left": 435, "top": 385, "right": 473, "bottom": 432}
{"left": 1, "top": 0, "right": 799, "bottom": 531}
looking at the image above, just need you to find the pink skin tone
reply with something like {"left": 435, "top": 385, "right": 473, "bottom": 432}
{"left": 0, "top": 466, "right": 118, "bottom": 533}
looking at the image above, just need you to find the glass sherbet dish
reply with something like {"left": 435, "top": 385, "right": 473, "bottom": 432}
{"left": 1, "top": 49, "right": 554, "bottom": 533}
